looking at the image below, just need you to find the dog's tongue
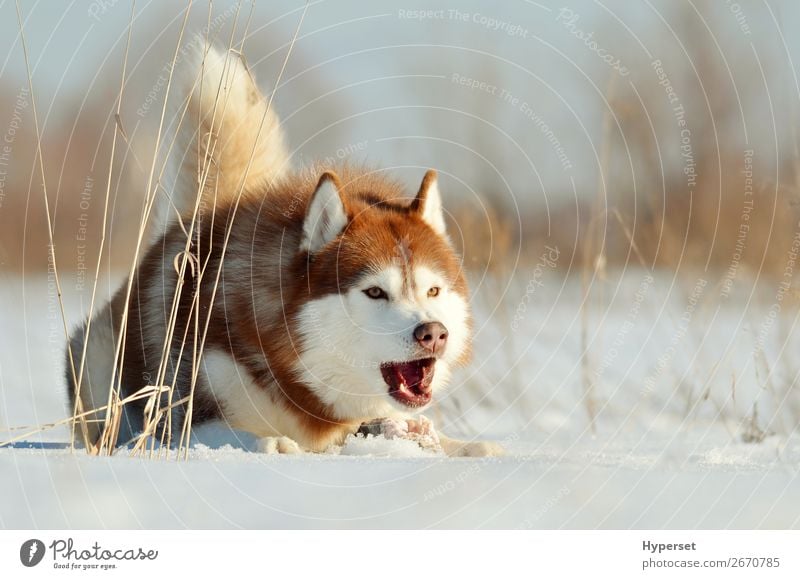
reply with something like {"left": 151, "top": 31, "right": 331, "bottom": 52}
{"left": 381, "top": 358, "right": 435, "bottom": 407}
{"left": 393, "top": 361, "right": 427, "bottom": 391}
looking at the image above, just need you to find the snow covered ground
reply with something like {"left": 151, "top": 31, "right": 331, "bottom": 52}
{"left": 1, "top": 269, "right": 799, "bottom": 529}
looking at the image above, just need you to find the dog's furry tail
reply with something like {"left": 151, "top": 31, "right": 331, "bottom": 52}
{"left": 154, "top": 42, "right": 290, "bottom": 237}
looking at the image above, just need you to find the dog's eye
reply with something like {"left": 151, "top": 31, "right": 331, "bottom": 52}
{"left": 427, "top": 286, "right": 441, "bottom": 298}
{"left": 364, "top": 286, "right": 388, "bottom": 300}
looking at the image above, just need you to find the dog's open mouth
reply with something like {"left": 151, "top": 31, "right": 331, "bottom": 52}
{"left": 381, "top": 358, "right": 435, "bottom": 407}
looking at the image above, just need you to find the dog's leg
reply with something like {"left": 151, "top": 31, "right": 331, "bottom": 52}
{"left": 362, "top": 416, "right": 506, "bottom": 457}
{"left": 255, "top": 436, "right": 303, "bottom": 454}
{"left": 433, "top": 432, "right": 506, "bottom": 458}
{"left": 401, "top": 417, "right": 505, "bottom": 457}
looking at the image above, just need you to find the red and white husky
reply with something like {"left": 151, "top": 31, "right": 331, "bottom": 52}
{"left": 66, "top": 45, "right": 502, "bottom": 457}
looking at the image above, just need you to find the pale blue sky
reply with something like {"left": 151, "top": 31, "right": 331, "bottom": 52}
{"left": 1, "top": 0, "right": 798, "bottom": 209}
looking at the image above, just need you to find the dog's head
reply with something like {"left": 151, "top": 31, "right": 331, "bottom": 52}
{"left": 293, "top": 169, "right": 472, "bottom": 421}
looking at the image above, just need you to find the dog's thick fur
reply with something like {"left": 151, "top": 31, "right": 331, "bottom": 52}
{"left": 66, "top": 45, "right": 502, "bottom": 457}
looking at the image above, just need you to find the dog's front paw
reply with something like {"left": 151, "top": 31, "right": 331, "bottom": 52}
{"left": 379, "top": 417, "right": 411, "bottom": 440}
{"left": 356, "top": 416, "right": 442, "bottom": 452}
{"left": 255, "top": 436, "right": 303, "bottom": 455}
{"left": 440, "top": 436, "right": 505, "bottom": 457}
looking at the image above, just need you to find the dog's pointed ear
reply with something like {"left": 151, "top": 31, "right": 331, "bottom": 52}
{"left": 301, "top": 172, "right": 348, "bottom": 253}
{"left": 411, "top": 170, "right": 446, "bottom": 235}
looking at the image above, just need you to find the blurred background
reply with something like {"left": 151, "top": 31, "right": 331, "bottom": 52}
{"left": 3, "top": 0, "right": 800, "bottom": 446}
{"left": 3, "top": 0, "right": 800, "bottom": 275}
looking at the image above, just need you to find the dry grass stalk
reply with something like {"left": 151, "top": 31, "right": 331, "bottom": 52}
{"left": 100, "top": 0, "right": 307, "bottom": 459}
{"left": 13, "top": 0, "right": 90, "bottom": 447}
{"left": 98, "top": 2, "right": 197, "bottom": 457}
{"left": 0, "top": 385, "right": 167, "bottom": 448}
{"left": 176, "top": 2, "right": 309, "bottom": 460}
{"left": 144, "top": 1, "right": 250, "bottom": 460}
{"left": 579, "top": 74, "right": 617, "bottom": 434}
{"left": 70, "top": 0, "right": 137, "bottom": 452}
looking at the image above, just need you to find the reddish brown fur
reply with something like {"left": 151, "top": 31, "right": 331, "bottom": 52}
{"left": 100, "top": 165, "right": 470, "bottom": 450}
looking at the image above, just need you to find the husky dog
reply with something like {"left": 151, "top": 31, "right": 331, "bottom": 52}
{"left": 65, "top": 45, "right": 502, "bottom": 457}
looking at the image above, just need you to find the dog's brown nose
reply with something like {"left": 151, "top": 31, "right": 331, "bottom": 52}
{"left": 413, "top": 322, "right": 448, "bottom": 354}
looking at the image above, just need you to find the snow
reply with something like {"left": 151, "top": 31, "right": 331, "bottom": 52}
{"left": 2, "top": 436, "right": 799, "bottom": 529}
{"left": 1, "top": 270, "right": 800, "bottom": 529}
{"left": 338, "top": 434, "right": 439, "bottom": 457}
